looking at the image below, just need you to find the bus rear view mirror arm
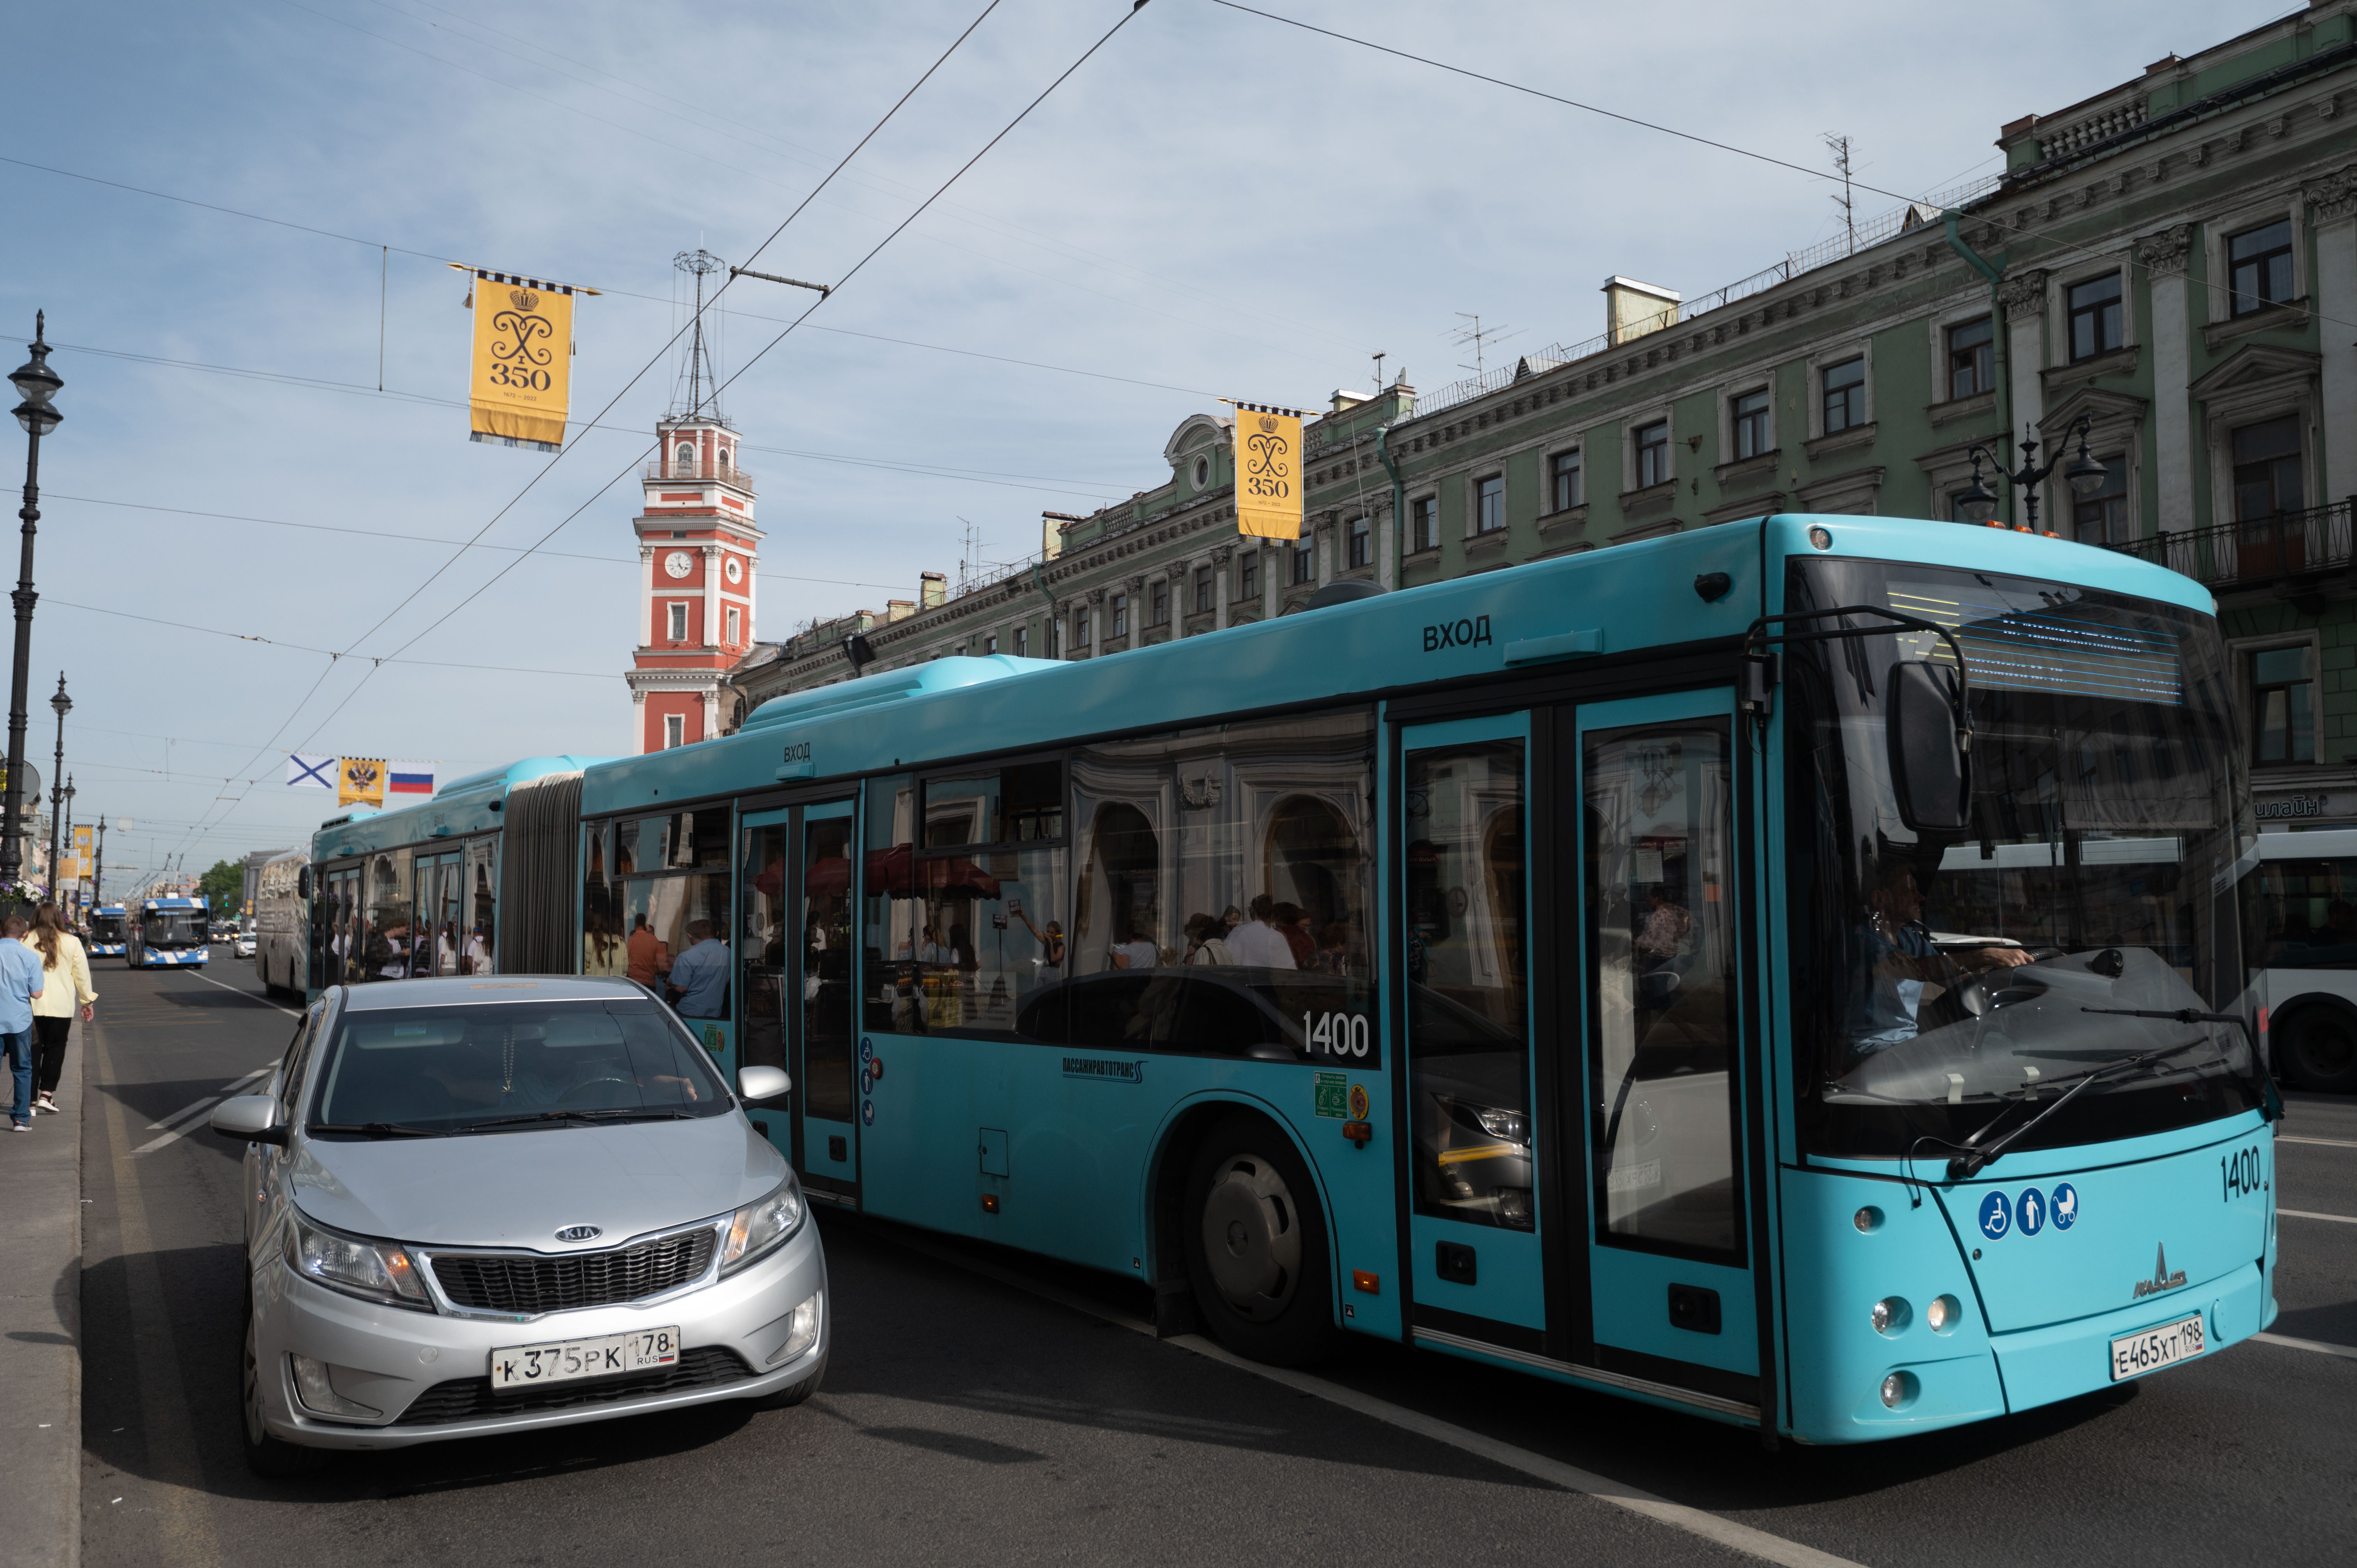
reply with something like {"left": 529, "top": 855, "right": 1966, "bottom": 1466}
{"left": 1887, "top": 660, "right": 1972, "bottom": 832}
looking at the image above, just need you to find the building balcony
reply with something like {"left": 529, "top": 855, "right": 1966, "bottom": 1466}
{"left": 645, "top": 459, "right": 755, "bottom": 490}
{"left": 2108, "top": 501, "right": 2355, "bottom": 596}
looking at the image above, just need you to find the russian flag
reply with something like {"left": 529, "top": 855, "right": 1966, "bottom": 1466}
{"left": 387, "top": 759, "right": 436, "bottom": 796}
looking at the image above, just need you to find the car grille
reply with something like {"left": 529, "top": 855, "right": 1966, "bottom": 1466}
{"left": 392, "top": 1346, "right": 753, "bottom": 1426}
{"left": 429, "top": 1227, "right": 718, "bottom": 1314}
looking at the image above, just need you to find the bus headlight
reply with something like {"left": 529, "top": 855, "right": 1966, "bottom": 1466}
{"left": 1927, "top": 1294, "right": 1960, "bottom": 1333}
{"left": 1871, "top": 1296, "right": 1910, "bottom": 1335}
{"left": 1880, "top": 1372, "right": 1917, "bottom": 1409}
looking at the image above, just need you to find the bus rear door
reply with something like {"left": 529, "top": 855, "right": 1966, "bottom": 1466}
{"left": 740, "top": 800, "right": 860, "bottom": 1202}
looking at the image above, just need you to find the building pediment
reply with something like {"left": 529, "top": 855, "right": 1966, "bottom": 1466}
{"left": 1162, "top": 412, "right": 1233, "bottom": 468}
{"left": 2040, "top": 382, "right": 2149, "bottom": 434}
{"left": 2187, "top": 341, "right": 2321, "bottom": 401}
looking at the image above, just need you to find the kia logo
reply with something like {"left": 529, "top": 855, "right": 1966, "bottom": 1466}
{"left": 554, "top": 1224, "right": 602, "bottom": 1243}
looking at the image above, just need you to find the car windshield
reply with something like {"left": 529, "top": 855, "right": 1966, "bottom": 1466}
{"left": 1784, "top": 557, "right": 2265, "bottom": 1158}
{"left": 144, "top": 910, "right": 207, "bottom": 947}
{"left": 309, "top": 998, "right": 731, "bottom": 1134}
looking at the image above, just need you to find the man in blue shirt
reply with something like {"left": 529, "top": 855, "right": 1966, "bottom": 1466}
{"left": 666, "top": 920, "right": 730, "bottom": 1019}
{"left": 2, "top": 913, "right": 48, "bottom": 1130}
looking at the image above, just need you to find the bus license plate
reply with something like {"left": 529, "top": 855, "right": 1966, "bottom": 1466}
{"left": 489, "top": 1326, "right": 680, "bottom": 1389}
{"left": 2109, "top": 1313, "right": 2205, "bottom": 1381}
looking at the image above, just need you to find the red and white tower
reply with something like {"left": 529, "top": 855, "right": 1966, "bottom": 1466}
{"left": 626, "top": 251, "right": 760, "bottom": 752}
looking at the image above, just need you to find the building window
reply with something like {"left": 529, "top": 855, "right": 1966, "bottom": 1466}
{"left": 717, "top": 445, "right": 732, "bottom": 470}
{"left": 1947, "top": 316, "right": 1993, "bottom": 399}
{"left": 1240, "top": 550, "right": 1260, "bottom": 599}
{"left": 726, "top": 605, "right": 741, "bottom": 645}
{"left": 667, "top": 602, "right": 688, "bottom": 641}
{"left": 1475, "top": 474, "right": 1505, "bottom": 533}
{"left": 2251, "top": 646, "right": 2316, "bottom": 765}
{"left": 1820, "top": 358, "right": 1866, "bottom": 434}
{"left": 2071, "top": 456, "right": 2129, "bottom": 546}
{"left": 1732, "top": 389, "right": 1771, "bottom": 460}
{"left": 2228, "top": 219, "right": 2295, "bottom": 316}
{"left": 1110, "top": 594, "right": 1128, "bottom": 637}
{"left": 1634, "top": 420, "right": 1670, "bottom": 489}
{"left": 1411, "top": 496, "right": 1438, "bottom": 551}
{"left": 1346, "top": 516, "right": 1370, "bottom": 569}
{"left": 1291, "top": 538, "right": 1316, "bottom": 586}
{"left": 1150, "top": 579, "right": 1170, "bottom": 626}
{"left": 1550, "top": 451, "right": 1582, "bottom": 512}
{"left": 1194, "top": 565, "right": 1214, "bottom": 614}
{"left": 664, "top": 713, "right": 684, "bottom": 750}
{"left": 2067, "top": 274, "right": 2124, "bottom": 361}
{"left": 1014, "top": 625, "right": 1027, "bottom": 658}
{"left": 1071, "top": 605, "right": 1090, "bottom": 651}
{"left": 984, "top": 632, "right": 998, "bottom": 655}
{"left": 1192, "top": 455, "right": 1211, "bottom": 489}
{"left": 675, "top": 442, "right": 694, "bottom": 471}
{"left": 2233, "top": 415, "right": 2304, "bottom": 521}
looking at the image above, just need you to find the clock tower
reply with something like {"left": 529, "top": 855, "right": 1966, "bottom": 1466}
{"left": 626, "top": 250, "right": 762, "bottom": 754}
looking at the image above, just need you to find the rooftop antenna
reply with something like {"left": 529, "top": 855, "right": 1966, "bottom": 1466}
{"left": 670, "top": 249, "right": 727, "bottom": 421}
{"left": 1824, "top": 133, "right": 1857, "bottom": 254}
{"left": 1448, "top": 314, "right": 1523, "bottom": 378}
{"left": 956, "top": 516, "right": 987, "bottom": 595}
{"left": 1372, "top": 351, "right": 1387, "bottom": 392}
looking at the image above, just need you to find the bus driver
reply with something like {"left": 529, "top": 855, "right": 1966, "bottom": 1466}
{"left": 1846, "top": 858, "right": 2032, "bottom": 1065}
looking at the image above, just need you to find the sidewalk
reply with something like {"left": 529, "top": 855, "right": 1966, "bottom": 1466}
{"left": 0, "top": 1036, "right": 81, "bottom": 1568}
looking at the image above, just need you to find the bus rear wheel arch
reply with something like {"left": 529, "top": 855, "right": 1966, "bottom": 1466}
{"left": 2274, "top": 1000, "right": 2357, "bottom": 1093}
{"left": 1177, "top": 1109, "right": 1336, "bottom": 1366}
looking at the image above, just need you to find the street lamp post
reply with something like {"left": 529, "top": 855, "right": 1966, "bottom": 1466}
{"left": 4, "top": 315, "right": 61, "bottom": 904}
{"left": 1958, "top": 413, "right": 2110, "bottom": 535}
{"left": 47, "top": 676, "right": 68, "bottom": 902}
{"left": 61, "top": 774, "right": 75, "bottom": 921}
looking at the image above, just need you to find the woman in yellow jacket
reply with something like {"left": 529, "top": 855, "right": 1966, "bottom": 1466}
{"left": 24, "top": 903, "right": 95, "bottom": 1116}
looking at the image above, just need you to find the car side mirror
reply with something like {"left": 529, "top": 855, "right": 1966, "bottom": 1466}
{"left": 1886, "top": 660, "right": 1970, "bottom": 831}
{"left": 738, "top": 1065, "right": 791, "bottom": 1101}
{"left": 211, "top": 1094, "right": 288, "bottom": 1147}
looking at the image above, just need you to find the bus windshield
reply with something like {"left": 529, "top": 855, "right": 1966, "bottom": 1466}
{"left": 1783, "top": 558, "right": 2265, "bottom": 1158}
{"left": 89, "top": 913, "right": 126, "bottom": 943}
{"left": 144, "top": 910, "right": 208, "bottom": 948}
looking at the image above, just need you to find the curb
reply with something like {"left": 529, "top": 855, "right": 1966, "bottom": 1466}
{"left": 0, "top": 1019, "right": 83, "bottom": 1568}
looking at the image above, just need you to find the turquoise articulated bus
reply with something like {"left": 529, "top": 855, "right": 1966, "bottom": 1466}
{"left": 87, "top": 904, "right": 128, "bottom": 958}
{"left": 129, "top": 896, "right": 209, "bottom": 968}
{"left": 300, "top": 515, "right": 2278, "bottom": 1443}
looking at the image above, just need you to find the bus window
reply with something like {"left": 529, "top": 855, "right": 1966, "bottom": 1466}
{"left": 362, "top": 849, "right": 413, "bottom": 982}
{"left": 582, "top": 820, "right": 625, "bottom": 976}
{"left": 1406, "top": 739, "right": 1531, "bottom": 1230}
{"left": 740, "top": 821, "right": 789, "bottom": 1073}
{"left": 2249, "top": 856, "right": 2357, "bottom": 968}
{"left": 465, "top": 836, "right": 496, "bottom": 975}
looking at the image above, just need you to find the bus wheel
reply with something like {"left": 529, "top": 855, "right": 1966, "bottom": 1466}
{"left": 1182, "top": 1112, "right": 1334, "bottom": 1366}
{"left": 2276, "top": 1006, "right": 2357, "bottom": 1093}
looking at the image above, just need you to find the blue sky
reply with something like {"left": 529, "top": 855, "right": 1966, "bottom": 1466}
{"left": 2, "top": 0, "right": 2276, "bottom": 886}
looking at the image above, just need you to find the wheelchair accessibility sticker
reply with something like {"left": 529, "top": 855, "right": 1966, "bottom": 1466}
{"left": 1977, "top": 1191, "right": 2011, "bottom": 1240}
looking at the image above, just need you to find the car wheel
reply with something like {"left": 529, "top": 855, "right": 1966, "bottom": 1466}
{"left": 744, "top": 1353, "right": 827, "bottom": 1411}
{"left": 242, "top": 1277, "right": 330, "bottom": 1478}
{"left": 1182, "top": 1111, "right": 1335, "bottom": 1367}
{"left": 2276, "top": 1006, "right": 2357, "bottom": 1093}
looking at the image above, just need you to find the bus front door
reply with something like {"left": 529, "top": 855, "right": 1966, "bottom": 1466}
{"left": 740, "top": 801, "right": 860, "bottom": 1202}
{"left": 1567, "top": 689, "right": 1760, "bottom": 1411}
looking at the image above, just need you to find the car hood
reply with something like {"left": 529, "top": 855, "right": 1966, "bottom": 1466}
{"left": 288, "top": 1114, "right": 788, "bottom": 1248}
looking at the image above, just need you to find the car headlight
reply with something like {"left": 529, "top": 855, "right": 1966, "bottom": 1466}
{"left": 282, "top": 1209, "right": 431, "bottom": 1311}
{"left": 722, "top": 1173, "right": 806, "bottom": 1276}
{"left": 1445, "top": 1098, "right": 1529, "bottom": 1145}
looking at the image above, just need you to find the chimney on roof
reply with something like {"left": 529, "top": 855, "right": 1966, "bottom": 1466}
{"left": 1330, "top": 389, "right": 1371, "bottom": 413}
{"left": 886, "top": 599, "right": 914, "bottom": 623}
{"left": 1042, "top": 510, "right": 1087, "bottom": 560}
{"left": 1602, "top": 277, "right": 1680, "bottom": 348}
{"left": 920, "top": 571, "right": 947, "bottom": 610}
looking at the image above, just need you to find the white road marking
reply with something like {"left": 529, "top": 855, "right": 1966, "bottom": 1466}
{"left": 2254, "top": 1332, "right": 2357, "bottom": 1363}
{"left": 143, "top": 1097, "right": 219, "bottom": 1134}
{"left": 2278, "top": 1208, "right": 2357, "bottom": 1225}
{"left": 181, "top": 967, "right": 302, "bottom": 1017}
{"left": 2278, "top": 1135, "right": 2357, "bottom": 1150}
{"left": 141, "top": 1067, "right": 271, "bottom": 1131}
{"left": 873, "top": 1226, "right": 1866, "bottom": 1568}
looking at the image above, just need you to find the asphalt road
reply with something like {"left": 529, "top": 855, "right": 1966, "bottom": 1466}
{"left": 77, "top": 961, "right": 2357, "bottom": 1568}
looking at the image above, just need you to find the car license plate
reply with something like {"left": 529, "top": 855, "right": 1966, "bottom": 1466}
{"left": 489, "top": 1326, "right": 680, "bottom": 1389}
{"left": 2109, "top": 1312, "right": 2205, "bottom": 1380}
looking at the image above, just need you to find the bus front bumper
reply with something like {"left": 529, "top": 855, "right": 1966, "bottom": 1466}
{"left": 1988, "top": 1259, "right": 2267, "bottom": 1415}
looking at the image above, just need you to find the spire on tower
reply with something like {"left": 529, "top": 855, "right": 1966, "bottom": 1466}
{"left": 670, "top": 249, "right": 728, "bottom": 423}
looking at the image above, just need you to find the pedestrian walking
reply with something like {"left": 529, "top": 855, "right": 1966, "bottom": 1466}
{"left": 20, "top": 903, "right": 94, "bottom": 1118}
{"left": 0, "top": 913, "right": 48, "bottom": 1131}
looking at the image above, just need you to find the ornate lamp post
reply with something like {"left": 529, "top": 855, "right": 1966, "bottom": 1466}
{"left": 1958, "top": 413, "right": 2109, "bottom": 534}
{"left": 46, "top": 676, "right": 68, "bottom": 900}
{"left": 61, "top": 774, "right": 75, "bottom": 919}
{"left": 4, "top": 315, "right": 61, "bottom": 901}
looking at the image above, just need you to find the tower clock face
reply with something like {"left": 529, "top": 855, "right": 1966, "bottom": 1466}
{"left": 724, "top": 556, "right": 743, "bottom": 584}
{"left": 664, "top": 550, "right": 694, "bottom": 579}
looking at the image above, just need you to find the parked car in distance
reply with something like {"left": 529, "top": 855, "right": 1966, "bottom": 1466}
{"left": 212, "top": 975, "right": 822, "bottom": 1474}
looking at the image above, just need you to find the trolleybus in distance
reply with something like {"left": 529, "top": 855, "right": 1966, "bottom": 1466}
{"left": 302, "top": 514, "right": 2277, "bottom": 1445}
{"left": 129, "top": 896, "right": 210, "bottom": 968}
{"left": 251, "top": 848, "right": 309, "bottom": 998}
{"left": 87, "top": 904, "right": 128, "bottom": 958}
{"left": 2240, "top": 828, "right": 2357, "bottom": 1093}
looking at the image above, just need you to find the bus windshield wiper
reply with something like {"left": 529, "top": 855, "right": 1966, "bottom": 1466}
{"left": 466, "top": 1107, "right": 698, "bottom": 1131}
{"left": 306, "top": 1121, "right": 447, "bottom": 1139}
{"left": 1946, "top": 1036, "right": 2214, "bottom": 1181}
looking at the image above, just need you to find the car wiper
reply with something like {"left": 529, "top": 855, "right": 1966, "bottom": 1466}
{"left": 306, "top": 1121, "right": 447, "bottom": 1139}
{"left": 466, "top": 1107, "right": 699, "bottom": 1131}
{"left": 1946, "top": 1037, "right": 2214, "bottom": 1181}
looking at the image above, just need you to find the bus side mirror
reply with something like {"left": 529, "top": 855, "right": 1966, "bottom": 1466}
{"left": 297, "top": 866, "right": 312, "bottom": 900}
{"left": 1887, "top": 660, "right": 1970, "bottom": 831}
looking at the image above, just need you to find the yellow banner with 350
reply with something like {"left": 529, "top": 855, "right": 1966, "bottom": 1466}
{"left": 466, "top": 269, "right": 578, "bottom": 449}
{"left": 1232, "top": 402, "right": 1304, "bottom": 540}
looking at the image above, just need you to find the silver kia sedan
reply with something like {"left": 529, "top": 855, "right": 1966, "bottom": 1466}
{"left": 211, "top": 975, "right": 825, "bottom": 1475}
